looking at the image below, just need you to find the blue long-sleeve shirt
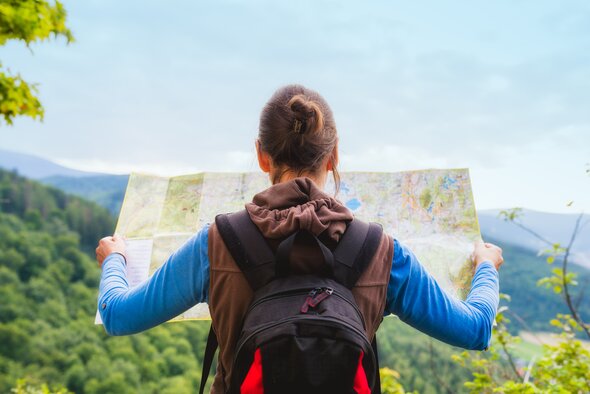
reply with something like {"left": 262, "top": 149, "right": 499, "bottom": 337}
{"left": 98, "top": 225, "right": 499, "bottom": 350}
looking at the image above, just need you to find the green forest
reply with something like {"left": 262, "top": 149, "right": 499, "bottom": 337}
{"left": 1, "top": 168, "right": 589, "bottom": 393}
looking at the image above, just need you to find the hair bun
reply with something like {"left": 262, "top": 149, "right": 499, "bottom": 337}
{"left": 288, "top": 94, "right": 325, "bottom": 135}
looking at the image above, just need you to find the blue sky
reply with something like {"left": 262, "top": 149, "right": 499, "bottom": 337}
{"left": 1, "top": 0, "right": 589, "bottom": 212}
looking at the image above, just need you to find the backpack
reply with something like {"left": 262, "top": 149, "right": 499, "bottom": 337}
{"left": 199, "top": 210, "right": 384, "bottom": 394}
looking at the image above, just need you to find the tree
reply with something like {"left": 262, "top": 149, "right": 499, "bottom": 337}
{"left": 0, "top": 0, "right": 73, "bottom": 125}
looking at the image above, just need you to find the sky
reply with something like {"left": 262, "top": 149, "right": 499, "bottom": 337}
{"left": 1, "top": 0, "right": 589, "bottom": 213}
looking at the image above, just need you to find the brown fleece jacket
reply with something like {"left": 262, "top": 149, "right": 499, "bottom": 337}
{"left": 207, "top": 177, "right": 393, "bottom": 393}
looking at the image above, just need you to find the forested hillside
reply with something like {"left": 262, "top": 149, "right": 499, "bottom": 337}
{"left": 41, "top": 175, "right": 129, "bottom": 217}
{"left": 0, "top": 170, "right": 211, "bottom": 393}
{"left": 0, "top": 170, "right": 114, "bottom": 253}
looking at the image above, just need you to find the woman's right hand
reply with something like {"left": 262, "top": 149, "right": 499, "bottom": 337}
{"left": 472, "top": 241, "right": 504, "bottom": 270}
{"left": 96, "top": 235, "right": 127, "bottom": 268}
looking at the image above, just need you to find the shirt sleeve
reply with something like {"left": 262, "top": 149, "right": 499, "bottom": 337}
{"left": 384, "top": 239, "right": 499, "bottom": 350}
{"left": 97, "top": 224, "right": 211, "bottom": 336}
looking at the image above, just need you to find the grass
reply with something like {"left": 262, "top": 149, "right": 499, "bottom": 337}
{"left": 512, "top": 339, "right": 544, "bottom": 362}
{"left": 511, "top": 330, "right": 590, "bottom": 363}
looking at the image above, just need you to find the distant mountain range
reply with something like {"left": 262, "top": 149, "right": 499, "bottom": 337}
{"left": 43, "top": 174, "right": 129, "bottom": 216}
{"left": 0, "top": 149, "right": 128, "bottom": 215}
{"left": 1, "top": 149, "right": 587, "bottom": 269}
{"left": 0, "top": 148, "right": 102, "bottom": 179}
{"left": 479, "top": 209, "right": 589, "bottom": 269}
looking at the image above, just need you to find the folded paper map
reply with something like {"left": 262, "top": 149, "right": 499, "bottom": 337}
{"left": 97, "top": 169, "right": 481, "bottom": 323}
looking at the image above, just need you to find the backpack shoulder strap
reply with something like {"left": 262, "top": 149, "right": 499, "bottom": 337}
{"left": 199, "top": 325, "right": 218, "bottom": 394}
{"left": 372, "top": 336, "right": 382, "bottom": 394}
{"left": 215, "top": 210, "right": 276, "bottom": 291}
{"left": 332, "top": 219, "right": 384, "bottom": 289}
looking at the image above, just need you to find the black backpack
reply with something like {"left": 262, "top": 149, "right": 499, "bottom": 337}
{"left": 199, "top": 210, "right": 384, "bottom": 394}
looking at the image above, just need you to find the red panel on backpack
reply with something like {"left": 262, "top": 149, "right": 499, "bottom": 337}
{"left": 353, "top": 351, "right": 371, "bottom": 394}
{"left": 241, "top": 348, "right": 264, "bottom": 394}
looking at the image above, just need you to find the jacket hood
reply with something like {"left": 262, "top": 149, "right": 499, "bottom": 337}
{"left": 245, "top": 177, "right": 353, "bottom": 242}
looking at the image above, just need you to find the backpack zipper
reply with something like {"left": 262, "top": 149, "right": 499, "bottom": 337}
{"left": 247, "top": 287, "right": 367, "bottom": 330}
{"left": 300, "top": 287, "right": 333, "bottom": 313}
{"left": 246, "top": 288, "right": 310, "bottom": 314}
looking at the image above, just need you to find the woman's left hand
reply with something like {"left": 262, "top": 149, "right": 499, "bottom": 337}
{"left": 96, "top": 235, "right": 127, "bottom": 268}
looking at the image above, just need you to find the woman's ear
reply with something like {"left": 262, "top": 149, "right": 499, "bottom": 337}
{"left": 326, "top": 143, "right": 339, "bottom": 171}
{"left": 256, "top": 140, "right": 271, "bottom": 173}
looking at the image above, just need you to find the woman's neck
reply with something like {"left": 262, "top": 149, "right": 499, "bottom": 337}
{"left": 272, "top": 169, "right": 328, "bottom": 190}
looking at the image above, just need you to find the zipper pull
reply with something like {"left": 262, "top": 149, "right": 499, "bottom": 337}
{"left": 300, "top": 287, "right": 334, "bottom": 313}
{"left": 300, "top": 288, "right": 320, "bottom": 314}
{"left": 309, "top": 287, "right": 333, "bottom": 307}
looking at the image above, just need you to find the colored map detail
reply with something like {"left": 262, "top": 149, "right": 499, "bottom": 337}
{"left": 108, "top": 169, "right": 480, "bottom": 322}
{"left": 157, "top": 174, "right": 203, "bottom": 234}
{"left": 328, "top": 170, "right": 481, "bottom": 299}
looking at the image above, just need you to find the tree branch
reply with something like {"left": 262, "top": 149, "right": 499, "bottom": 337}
{"left": 505, "top": 310, "right": 546, "bottom": 346}
{"left": 498, "top": 335, "right": 521, "bottom": 381}
{"left": 511, "top": 221, "right": 554, "bottom": 247}
{"left": 561, "top": 213, "right": 590, "bottom": 339}
{"left": 427, "top": 340, "right": 455, "bottom": 394}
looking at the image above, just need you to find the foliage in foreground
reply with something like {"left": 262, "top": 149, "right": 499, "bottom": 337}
{"left": 454, "top": 310, "right": 590, "bottom": 393}
{"left": 453, "top": 208, "right": 590, "bottom": 393}
{"left": 0, "top": 0, "right": 73, "bottom": 125}
{"left": 380, "top": 367, "right": 415, "bottom": 394}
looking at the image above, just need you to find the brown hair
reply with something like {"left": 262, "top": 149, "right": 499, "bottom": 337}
{"left": 258, "top": 84, "right": 340, "bottom": 190}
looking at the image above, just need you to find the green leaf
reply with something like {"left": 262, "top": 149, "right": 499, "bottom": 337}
{"left": 0, "top": 0, "right": 74, "bottom": 45}
{"left": 498, "top": 208, "right": 523, "bottom": 222}
{"left": 0, "top": 69, "right": 44, "bottom": 124}
{"left": 0, "top": 0, "right": 73, "bottom": 125}
{"left": 550, "top": 319, "right": 562, "bottom": 327}
{"left": 499, "top": 293, "right": 512, "bottom": 302}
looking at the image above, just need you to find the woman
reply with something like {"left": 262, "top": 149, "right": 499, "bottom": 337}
{"left": 96, "top": 84, "right": 503, "bottom": 393}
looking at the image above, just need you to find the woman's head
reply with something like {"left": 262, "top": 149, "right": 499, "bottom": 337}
{"left": 257, "top": 84, "right": 339, "bottom": 189}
